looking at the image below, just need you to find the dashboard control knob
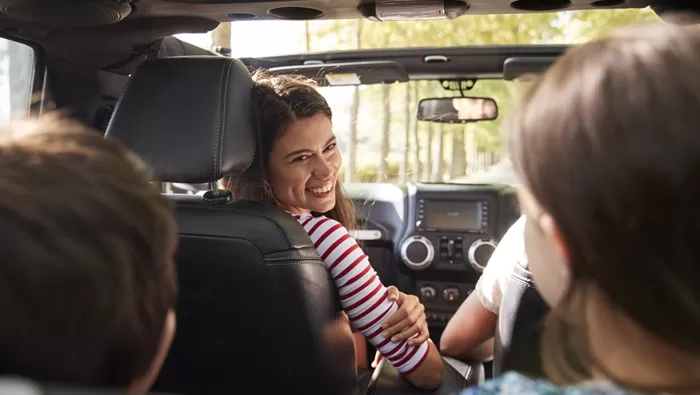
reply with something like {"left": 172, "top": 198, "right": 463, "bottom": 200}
{"left": 443, "top": 287, "right": 461, "bottom": 302}
{"left": 400, "top": 235, "right": 435, "bottom": 271}
{"left": 468, "top": 238, "right": 498, "bottom": 272}
{"left": 419, "top": 285, "right": 437, "bottom": 301}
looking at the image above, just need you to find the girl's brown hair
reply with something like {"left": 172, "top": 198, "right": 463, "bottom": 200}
{"left": 221, "top": 71, "right": 356, "bottom": 229}
{"left": 0, "top": 115, "right": 177, "bottom": 387}
{"left": 509, "top": 23, "right": 700, "bottom": 385}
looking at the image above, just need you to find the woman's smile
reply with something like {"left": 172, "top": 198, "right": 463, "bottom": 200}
{"left": 306, "top": 180, "right": 335, "bottom": 198}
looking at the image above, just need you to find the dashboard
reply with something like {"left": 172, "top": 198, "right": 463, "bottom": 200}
{"left": 345, "top": 182, "right": 520, "bottom": 334}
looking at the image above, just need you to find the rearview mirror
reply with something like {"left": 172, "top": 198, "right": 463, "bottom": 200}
{"left": 417, "top": 97, "right": 498, "bottom": 123}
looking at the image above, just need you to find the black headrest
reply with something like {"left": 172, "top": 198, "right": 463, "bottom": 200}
{"left": 106, "top": 56, "right": 255, "bottom": 183}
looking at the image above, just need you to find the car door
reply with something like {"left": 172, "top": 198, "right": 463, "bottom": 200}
{"left": 0, "top": 34, "right": 43, "bottom": 130}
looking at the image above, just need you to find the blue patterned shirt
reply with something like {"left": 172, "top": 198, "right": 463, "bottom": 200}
{"left": 460, "top": 373, "right": 642, "bottom": 395}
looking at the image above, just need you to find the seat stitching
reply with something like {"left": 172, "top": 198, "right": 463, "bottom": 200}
{"left": 105, "top": 59, "right": 149, "bottom": 132}
{"left": 213, "top": 60, "right": 227, "bottom": 179}
{"left": 219, "top": 60, "right": 233, "bottom": 175}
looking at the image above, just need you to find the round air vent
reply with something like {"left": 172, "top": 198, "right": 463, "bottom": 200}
{"left": 510, "top": 0, "right": 570, "bottom": 11}
{"left": 400, "top": 236, "right": 435, "bottom": 271}
{"left": 1, "top": 0, "right": 132, "bottom": 27}
{"left": 268, "top": 6, "right": 324, "bottom": 20}
{"left": 468, "top": 239, "right": 498, "bottom": 272}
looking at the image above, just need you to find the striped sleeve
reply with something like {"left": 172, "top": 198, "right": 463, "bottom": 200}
{"left": 292, "top": 212, "right": 429, "bottom": 374}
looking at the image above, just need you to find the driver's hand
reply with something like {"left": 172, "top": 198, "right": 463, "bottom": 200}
{"left": 381, "top": 286, "right": 430, "bottom": 346}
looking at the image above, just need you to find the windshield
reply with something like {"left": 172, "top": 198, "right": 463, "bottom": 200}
{"left": 177, "top": 8, "right": 658, "bottom": 185}
{"left": 317, "top": 80, "right": 516, "bottom": 184}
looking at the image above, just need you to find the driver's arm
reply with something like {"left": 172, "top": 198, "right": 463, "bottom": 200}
{"left": 440, "top": 216, "right": 527, "bottom": 360}
{"left": 440, "top": 291, "right": 497, "bottom": 360}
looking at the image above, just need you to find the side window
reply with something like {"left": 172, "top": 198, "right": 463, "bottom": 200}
{"left": 0, "top": 37, "right": 36, "bottom": 129}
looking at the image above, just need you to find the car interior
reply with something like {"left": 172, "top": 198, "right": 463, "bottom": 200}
{"left": 1, "top": 0, "right": 699, "bottom": 394}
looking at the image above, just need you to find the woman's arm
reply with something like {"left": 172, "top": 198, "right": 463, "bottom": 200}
{"left": 294, "top": 214, "right": 443, "bottom": 389}
{"left": 382, "top": 287, "right": 430, "bottom": 346}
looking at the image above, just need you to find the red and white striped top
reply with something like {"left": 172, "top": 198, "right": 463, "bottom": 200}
{"left": 291, "top": 212, "right": 429, "bottom": 374}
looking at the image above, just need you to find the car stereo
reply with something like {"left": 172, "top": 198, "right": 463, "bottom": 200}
{"left": 416, "top": 199, "right": 489, "bottom": 233}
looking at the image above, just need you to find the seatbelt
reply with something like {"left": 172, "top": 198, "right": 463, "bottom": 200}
{"left": 495, "top": 260, "right": 548, "bottom": 379}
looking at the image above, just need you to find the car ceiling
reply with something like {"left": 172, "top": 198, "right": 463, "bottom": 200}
{"left": 0, "top": 0, "right": 697, "bottom": 73}
{"left": 242, "top": 44, "right": 568, "bottom": 82}
{"left": 2, "top": 0, "right": 693, "bottom": 133}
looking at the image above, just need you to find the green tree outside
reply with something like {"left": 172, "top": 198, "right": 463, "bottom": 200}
{"left": 304, "top": 9, "right": 659, "bottom": 183}
{"left": 176, "top": 9, "right": 659, "bottom": 184}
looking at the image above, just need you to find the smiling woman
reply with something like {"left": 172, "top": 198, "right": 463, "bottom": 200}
{"left": 267, "top": 109, "right": 341, "bottom": 214}
{"left": 221, "top": 71, "right": 445, "bottom": 389}
{"left": 223, "top": 71, "right": 355, "bottom": 227}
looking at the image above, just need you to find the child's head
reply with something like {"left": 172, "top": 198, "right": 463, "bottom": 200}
{"left": 0, "top": 116, "right": 178, "bottom": 392}
{"left": 510, "top": 23, "right": 700, "bottom": 384}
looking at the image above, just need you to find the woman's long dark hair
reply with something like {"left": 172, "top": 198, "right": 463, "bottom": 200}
{"left": 509, "top": 22, "right": 700, "bottom": 388}
{"left": 221, "top": 70, "right": 357, "bottom": 229}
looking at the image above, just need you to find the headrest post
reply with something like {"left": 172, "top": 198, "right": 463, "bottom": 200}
{"left": 202, "top": 182, "right": 233, "bottom": 205}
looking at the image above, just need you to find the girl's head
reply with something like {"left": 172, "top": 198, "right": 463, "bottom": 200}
{"left": 510, "top": 23, "right": 700, "bottom": 385}
{"left": 222, "top": 71, "right": 355, "bottom": 228}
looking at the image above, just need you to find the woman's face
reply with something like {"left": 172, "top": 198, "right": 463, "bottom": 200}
{"left": 517, "top": 186, "right": 571, "bottom": 309}
{"left": 267, "top": 113, "right": 341, "bottom": 214}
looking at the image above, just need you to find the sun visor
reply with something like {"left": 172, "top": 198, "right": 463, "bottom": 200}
{"left": 503, "top": 57, "right": 558, "bottom": 80}
{"left": 268, "top": 61, "right": 409, "bottom": 86}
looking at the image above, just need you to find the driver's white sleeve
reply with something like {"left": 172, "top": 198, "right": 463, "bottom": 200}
{"left": 474, "top": 215, "right": 528, "bottom": 315}
{"left": 292, "top": 213, "right": 430, "bottom": 375}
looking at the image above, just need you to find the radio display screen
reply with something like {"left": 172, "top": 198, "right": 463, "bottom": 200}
{"left": 423, "top": 200, "right": 483, "bottom": 231}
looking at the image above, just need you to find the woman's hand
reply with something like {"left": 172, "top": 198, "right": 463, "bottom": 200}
{"left": 381, "top": 286, "right": 430, "bottom": 346}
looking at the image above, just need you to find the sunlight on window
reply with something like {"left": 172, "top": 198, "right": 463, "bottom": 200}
{"left": 0, "top": 38, "right": 35, "bottom": 132}
{"left": 176, "top": 8, "right": 658, "bottom": 57}
{"left": 173, "top": 8, "right": 660, "bottom": 185}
